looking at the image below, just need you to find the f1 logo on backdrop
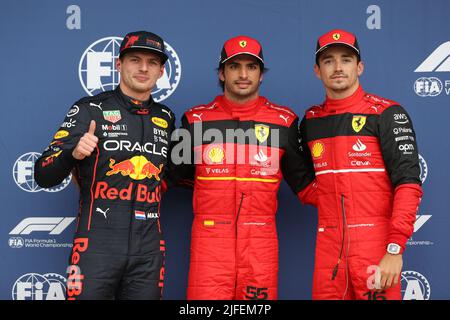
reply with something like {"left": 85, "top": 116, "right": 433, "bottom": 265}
{"left": 10, "top": 217, "right": 75, "bottom": 235}
{"left": 13, "top": 152, "right": 71, "bottom": 193}
{"left": 414, "top": 41, "right": 450, "bottom": 97}
{"left": 78, "top": 37, "right": 182, "bottom": 102}
{"left": 12, "top": 273, "right": 66, "bottom": 300}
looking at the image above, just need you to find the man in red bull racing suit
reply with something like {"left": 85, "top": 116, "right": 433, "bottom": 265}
{"left": 177, "top": 35, "right": 317, "bottom": 300}
{"left": 34, "top": 31, "right": 175, "bottom": 300}
{"left": 301, "top": 29, "right": 423, "bottom": 299}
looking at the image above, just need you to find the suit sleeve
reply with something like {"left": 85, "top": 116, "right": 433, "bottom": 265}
{"left": 378, "top": 105, "right": 423, "bottom": 252}
{"left": 281, "top": 116, "right": 317, "bottom": 205}
{"left": 34, "top": 103, "right": 91, "bottom": 188}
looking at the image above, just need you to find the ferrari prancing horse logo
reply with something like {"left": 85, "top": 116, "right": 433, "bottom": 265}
{"left": 352, "top": 115, "right": 367, "bottom": 133}
{"left": 239, "top": 40, "right": 247, "bottom": 48}
{"left": 255, "top": 124, "right": 270, "bottom": 143}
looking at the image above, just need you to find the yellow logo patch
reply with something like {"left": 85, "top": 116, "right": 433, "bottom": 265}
{"left": 239, "top": 40, "right": 247, "bottom": 48}
{"left": 152, "top": 117, "right": 168, "bottom": 128}
{"left": 333, "top": 33, "right": 341, "bottom": 41}
{"left": 255, "top": 124, "right": 270, "bottom": 143}
{"left": 54, "top": 130, "right": 69, "bottom": 140}
{"left": 312, "top": 142, "right": 325, "bottom": 158}
{"left": 208, "top": 147, "right": 225, "bottom": 164}
{"left": 352, "top": 116, "right": 367, "bottom": 133}
{"left": 204, "top": 220, "right": 215, "bottom": 227}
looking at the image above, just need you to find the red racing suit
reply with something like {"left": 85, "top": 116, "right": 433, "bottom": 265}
{"left": 179, "top": 95, "right": 316, "bottom": 300}
{"left": 301, "top": 85, "right": 423, "bottom": 300}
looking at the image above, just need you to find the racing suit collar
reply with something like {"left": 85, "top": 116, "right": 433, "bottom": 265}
{"left": 219, "top": 95, "right": 266, "bottom": 117}
{"left": 324, "top": 85, "right": 365, "bottom": 112}
{"left": 115, "top": 87, "right": 154, "bottom": 115}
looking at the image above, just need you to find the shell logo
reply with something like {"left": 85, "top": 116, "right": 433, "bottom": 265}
{"left": 152, "top": 117, "right": 168, "bottom": 128}
{"left": 208, "top": 147, "right": 225, "bottom": 163}
{"left": 54, "top": 130, "right": 69, "bottom": 140}
{"left": 312, "top": 142, "right": 325, "bottom": 158}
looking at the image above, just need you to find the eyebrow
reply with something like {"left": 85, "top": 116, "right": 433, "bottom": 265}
{"left": 320, "top": 53, "right": 355, "bottom": 60}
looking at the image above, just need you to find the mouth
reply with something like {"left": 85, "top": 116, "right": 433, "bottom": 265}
{"left": 235, "top": 81, "right": 252, "bottom": 88}
{"left": 331, "top": 74, "right": 347, "bottom": 80}
{"left": 134, "top": 75, "right": 150, "bottom": 82}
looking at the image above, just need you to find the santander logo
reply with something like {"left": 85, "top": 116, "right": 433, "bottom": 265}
{"left": 352, "top": 139, "right": 367, "bottom": 152}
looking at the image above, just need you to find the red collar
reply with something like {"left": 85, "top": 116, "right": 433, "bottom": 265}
{"left": 324, "top": 85, "right": 366, "bottom": 112}
{"left": 218, "top": 95, "right": 266, "bottom": 117}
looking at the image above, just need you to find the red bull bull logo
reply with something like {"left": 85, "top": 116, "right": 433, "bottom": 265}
{"left": 106, "top": 156, "right": 163, "bottom": 180}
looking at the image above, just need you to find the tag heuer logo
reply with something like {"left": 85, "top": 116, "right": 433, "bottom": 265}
{"left": 103, "top": 110, "right": 121, "bottom": 123}
{"left": 239, "top": 40, "right": 247, "bottom": 48}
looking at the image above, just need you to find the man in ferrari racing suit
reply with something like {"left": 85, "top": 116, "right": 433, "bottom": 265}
{"left": 300, "top": 29, "right": 423, "bottom": 300}
{"left": 34, "top": 31, "right": 175, "bottom": 300}
{"left": 176, "top": 35, "right": 317, "bottom": 300}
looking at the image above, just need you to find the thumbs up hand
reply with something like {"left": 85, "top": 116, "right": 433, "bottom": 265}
{"left": 72, "top": 120, "right": 99, "bottom": 160}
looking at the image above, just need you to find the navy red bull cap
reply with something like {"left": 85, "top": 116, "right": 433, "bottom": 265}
{"left": 119, "top": 30, "right": 168, "bottom": 64}
{"left": 219, "top": 35, "right": 264, "bottom": 66}
{"left": 315, "top": 29, "right": 360, "bottom": 59}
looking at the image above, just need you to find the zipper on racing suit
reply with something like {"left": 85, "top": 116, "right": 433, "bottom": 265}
{"left": 331, "top": 194, "right": 350, "bottom": 299}
{"left": 233, "top": 192, "right": 246, "bottom": 298}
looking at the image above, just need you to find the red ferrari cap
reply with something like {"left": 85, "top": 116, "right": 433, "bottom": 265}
{"left": 315, "top": 29, "right": 360, "bottom": 58}
{"left": 220, "top": 35, "right": 264, "bottom": 65}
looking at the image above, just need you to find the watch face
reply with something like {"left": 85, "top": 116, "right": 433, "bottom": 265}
{"left": 388, "top": 243, "right": 400, "bottom": 254}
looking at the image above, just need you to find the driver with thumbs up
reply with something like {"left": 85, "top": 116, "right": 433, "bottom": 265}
{"left": 34, "top": 31, "right": 176, "bottom": 300}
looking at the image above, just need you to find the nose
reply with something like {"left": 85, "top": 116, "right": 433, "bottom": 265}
{"left": 334, "top": 60, "right": 343, "bottom": 72}
{"left": 139, "top": 61, "right": 149, "bottom": 72}
{"left": 239, "top": 67, "right": 248, "bottom": 79}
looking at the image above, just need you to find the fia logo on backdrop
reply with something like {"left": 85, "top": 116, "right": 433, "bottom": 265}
{"left": 401, "top": 270, "right": 431, "bottom": 300}
{"left": 12, "top": 273, "right": 67, "bottom": 300}
{"left": 78, "top": 36, "right": 181, "bottom": 102}
{"left": 13, "top": 152, "right": 71, "bottom": 193}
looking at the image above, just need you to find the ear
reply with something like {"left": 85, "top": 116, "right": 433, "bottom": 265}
{"left": 313, "top": 64, "right": 322, "bottom": 80}
{"left": 357, "top": 61, "right": 364, "bottom": 77}
{"left": 116, "top": 58, "right": 121, "bottom": 72}
{"left": 159, "top": 65, "right": 165, "bottom": 79}
{"left": 219, "top": 68, "right": 225, "bottom": 82}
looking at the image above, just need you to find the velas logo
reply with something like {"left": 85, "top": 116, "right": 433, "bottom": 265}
{"left": 332, "top": 33, "right": 340, "bottom": 41}
{"left": 312, "top": 141, "right": 325, "bottom": 158}
{"left": 79, "top": 36, "right": 181, "bottom": 102}
{"left": 13, "top": 152, "right": 72, "bottom": 193}
{"left": 106, "top": 156, "right": 163, "bottom": 181}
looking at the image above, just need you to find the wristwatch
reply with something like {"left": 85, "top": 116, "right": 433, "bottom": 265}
{"left": 387, "top": 243, "right": 401, "bottom": 255}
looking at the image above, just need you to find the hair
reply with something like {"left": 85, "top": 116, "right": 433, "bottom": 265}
{"left": 217, "top": 62, "right": 268, "bottom": 91}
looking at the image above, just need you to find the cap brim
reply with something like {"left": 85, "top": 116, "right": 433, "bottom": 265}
{"left": 315, "top": 42, "right": 360, "bottom": 56}
{"left": 120, "top": 46, "right": 168, "bottom": 63}
{"left": 221, "top": 52, "right": 264, "bottom": 64}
